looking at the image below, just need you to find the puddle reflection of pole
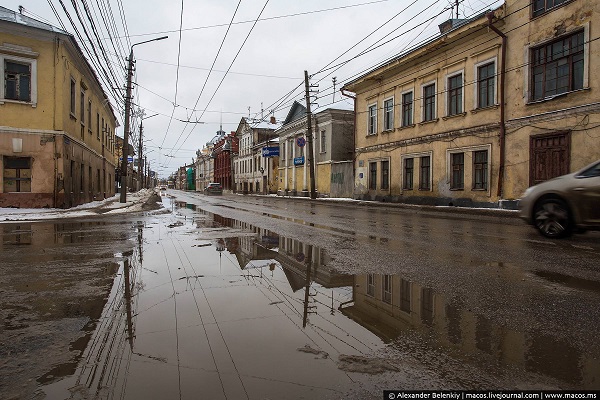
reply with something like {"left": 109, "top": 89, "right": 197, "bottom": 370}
{"left": 123, "top": 250, "right": 134, "bottom": 349}
{"left": 302, "top": 244, "right": 313, "bottom": 328}
{"left": 137, "top": 221, "right": 144, "bottom": 265}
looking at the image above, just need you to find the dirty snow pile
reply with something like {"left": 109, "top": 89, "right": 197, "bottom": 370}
{"left": 0, "top": 189, "right": 161, "bottom": 222}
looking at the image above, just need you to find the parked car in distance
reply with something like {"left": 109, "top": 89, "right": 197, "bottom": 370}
{"left": 204, "top": 182, "right": 223, "bottom": 195}
{"left": 159, "top": 186, "right": 167, "bottom": 195}
{"left": 519, "top": 159, "right": 600, "bottom": 238}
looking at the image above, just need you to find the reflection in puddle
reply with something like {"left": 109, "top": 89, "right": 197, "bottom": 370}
{"left": 6, "top": 200, "right": 599, "bottom": 398}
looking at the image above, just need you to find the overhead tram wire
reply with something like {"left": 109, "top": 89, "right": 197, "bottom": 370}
{"left": 100, "top": 0, "right": 130, "bottom": 61}
{"left": 100, "top": 0, "right": 391, "bottom": 40}
{"left": 51, "top": 0, "right": 124, "bottom": 109}
{"left": 159, "top": 0, "right": 243, "bottom": 153}
{"left": 247, "top": 0, "right": 435, "bottom": 126}
{"left": 77, "top": 0, "right": 126, "bottom": 91}
{"left": 115, "top": 0, "right": 131, "bottom": 48}
{"left": 90, "top": 0, "right": 127, "bottom": 71}
{"left": 167, "top": 0, "right": 270, "bottom": 162}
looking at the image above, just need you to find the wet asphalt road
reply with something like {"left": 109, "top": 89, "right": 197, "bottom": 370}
{"left": 1, "top": 190, "right": 599, "bottom": 398}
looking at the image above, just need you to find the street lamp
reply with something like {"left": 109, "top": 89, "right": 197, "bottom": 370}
{"left": 120, "top": 36, "right": 168, "bottom": 203}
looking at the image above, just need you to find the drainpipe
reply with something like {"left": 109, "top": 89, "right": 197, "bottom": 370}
{"left": 487, "top": 11, "right": 506, "bottom": 200}
{"left": 340, "top": 89, "right": 357, "bottom": 197}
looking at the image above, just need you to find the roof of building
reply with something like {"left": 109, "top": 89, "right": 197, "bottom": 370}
{"left": 0, "top": 6, "right": 69, "bottom": 34}
{"left": 342, "top": 10, "right": 493, "bottom": 90}
{"left": 0, "top": 6, "right": 119, "bottom": 125}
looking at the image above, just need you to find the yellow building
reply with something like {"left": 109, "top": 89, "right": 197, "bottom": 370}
{"left": 277, "top": 102, "right": 354, "bottom": 198}
{"left": 0, "top": 7, "right": 118, "bottom": 208}
{"left": 342, "top": 0, "right": 600, "bottom": 208}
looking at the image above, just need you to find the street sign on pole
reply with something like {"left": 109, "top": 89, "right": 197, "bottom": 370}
{"left": 262, "top": 146, "right": 280, "bottom": 157}
{"left": 294, "top": 156, "right": 305, "bottom": 166}
{"left": 296, "top": 137, "right": 306, "bottom": 147}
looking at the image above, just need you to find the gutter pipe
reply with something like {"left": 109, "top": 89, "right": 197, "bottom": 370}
{"left": 487, "top": 11, "right": 507, "bottom": 200}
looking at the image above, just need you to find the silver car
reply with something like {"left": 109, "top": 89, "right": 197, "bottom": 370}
{"left": 519, "top": 159, "right": 600, "bottom": 238}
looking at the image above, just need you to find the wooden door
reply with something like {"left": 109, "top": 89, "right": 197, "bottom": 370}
{"left": 529, "top": 132, "right": 570, "bottom": 186}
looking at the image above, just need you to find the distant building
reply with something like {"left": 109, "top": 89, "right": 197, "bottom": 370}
{"left": 233, "top": 116, "right": 280, "bottom": 194}
{"left": 213, "top": 131, "right": 238, "bottom": 191}
{"left": 0, "top": 6, "right": 118, "bottom": 208}
{"left": 276, "top": 101, "right": 355, "bottom": 198}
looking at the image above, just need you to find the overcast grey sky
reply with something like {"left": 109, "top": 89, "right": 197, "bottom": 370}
{"left": 4, "top": 0, "right": 502, "bottom": 178}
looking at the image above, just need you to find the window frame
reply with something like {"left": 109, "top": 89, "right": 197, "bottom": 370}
{"left": 531, "top": 0, "right": 570, "bottom": 18}
{"left": 3, "top": 156, "right": 32, "bottom": 193}
{"left": 419, "top": 154, "right": 432, "bottom": 191}
{"left": 383, "top": 275, "right": 392, "bottom": 305}
{"left": 0, "top": 53, "right": 37, "bottom": 105}
{"left": 401, "top": 90, "right": 414, "bottom": 127}
{"left": 421, "top": 81, "right": 437, "bottom": 122}
{"left": 369, "top": 161, "right": 377, "bottom": 190}
{"left": 450, "top": 152, "right": 465, "bottom": 190}
{"left": 403, "top": 157, "right": 414, "bottom": 190}
{"left": 473, "top": 150, "right": 489, "bottom": 190}
{"left": 400, "top": 278, "right": 411, "bottom": 313}
{"left": 367, "top": 274, "right": 375, "bottom": 297}
{"left": 367, "top": 103, "right": 378, "bottom": 135}
{"left": 527, "top": 28, "right": 587, "bottom": 102}
{"left": 70, "top": 77, "right": 77, "bottom": 118}
{"left": 446, "top": 145, "right": 492, "bottom": 194}
{"left": 87, "top": 100, "right": 92, "bottom": 134}
{"left": 474, "top": 58, "right": 497, "bottom": 109}
{"left": 383, "top": 97, "right": 394, "bottom": 131}
{"left": 381, "top": 160, "right": 389, "bottom": 190}
{"left": 319, "top": 129, "right": 326, "bottom": 153}
{"left": 446, "top": 70, "right": 464, "bottom": 116}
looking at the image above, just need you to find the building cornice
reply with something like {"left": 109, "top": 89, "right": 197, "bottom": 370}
{"left": 356, "top": 123, "right": 499, "bottom": 153}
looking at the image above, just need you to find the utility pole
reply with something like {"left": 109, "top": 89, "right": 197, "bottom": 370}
{"left": 119, "top": 35, "right": 167, "bottom": 202}
{"left": 304, "top": 70, "right": 317, "bottom": 199}
{"left": 138, "top": 121, "right": 143, "bottom": 191}
{"left": 120, "top": 49, "right": 134, "bottom": 203}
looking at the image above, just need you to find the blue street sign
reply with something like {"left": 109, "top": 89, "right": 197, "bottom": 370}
{"left": 262, "top": 146, "right": 280, "bottom": 157}
{"left": 119, "top": 156, "right": 134, "bottom": 162}
{"left": 296, "top": 137, "right": 306, "bottom": 147}
{"left": 294, "top": 156, "right": 305, "bottom": 166}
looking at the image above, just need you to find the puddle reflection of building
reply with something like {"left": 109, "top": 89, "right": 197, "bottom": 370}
{"left": 342, "top": 273, "right": 600, "bottom": 388}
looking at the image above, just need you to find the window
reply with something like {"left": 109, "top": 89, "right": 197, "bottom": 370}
{"left": 477, "top": 62, "right": 495, "bottom": 108}
{"left": 383, "top": 98, "right": 394, "bottom": 130}
{"left": 70, "top": 78, "right": 76, "bottom": 116}
{"left": 531, "top": 30, "right": 584, "bottom": 101}
{"left": 320, "top": 130, "right": 326, "bottom": 153}
{"left": 368, "top": 104, "right": 377, "bottom": 135}
{"left": 423, "top": 83, "right": 436, "bottom": 122}
{"left": 403, "top": 158, "right": 414, "bottom": 190}
{"left": 400, "top": 279, "right": 411, "bottom": 313}
{"left": 473, "top": 150, "right": 488, "bottom": 190}
{"left": 381, "top": 160, "right": 389, "bottom": 190}
{"left": 4, "top": 157, "right": 32, "bottom": 192}
{"left": 87, "top": 100, "right": 92, "bottom": 133}
{"left": 532, "top": 0, "right": 569, "bottom": 17}
{"left": 96, "top": 113, "right": 100, "bottom": 139}
{"left": 80, "top": 89, "right": 85, "bottom": 137}
{"left": 419, "top": 156, "right": 431, "bottom": 190}
{"left": 80, "top": 89, "right": 85, "bottom": 123}
{"left": 101, "top": 118, "right": 105, "bottom": 142}
{"left": 447, "top": 73, "right": 463, "bottom": 116}
{"left": 451, "top": 152, "right": 464, "bottom": 190}
{"left": 367, "top": 274, "right": 375, "bottom": 297}
{"left": 383, "top": 275, "right": 392, "bottom": 304}
{"left": 369, "top": 162, "right": 377, "bottom": 190}
{"left": 281, "top": 142, "right": 286, "bottom": 161}
{"left": 402, "top": 91, "right": 413, "bottom": 127}
{"left": 4, "top": 60, "right": 31, "bottom": 102}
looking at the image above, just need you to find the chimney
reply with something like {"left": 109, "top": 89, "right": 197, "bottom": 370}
{"left": 270, "top": 116, "right": 276, "bottom": 124}
{"left": 439, "top": 19, "right": 464, "bottom": 34}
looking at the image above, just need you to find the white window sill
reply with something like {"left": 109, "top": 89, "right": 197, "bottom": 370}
{"left": 0, "top": 99, "right": 37, "bottom": 107}
{"left": 527, "top": 87, "right": 590, "bottom": 105}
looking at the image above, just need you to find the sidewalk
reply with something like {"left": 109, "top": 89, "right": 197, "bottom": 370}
{"left": 0, "top": 189, "right": 163, "bottom": 222}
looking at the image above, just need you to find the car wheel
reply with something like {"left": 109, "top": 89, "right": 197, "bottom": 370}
{"left": 533, "top": 198, "right": 572, "bottom": 238}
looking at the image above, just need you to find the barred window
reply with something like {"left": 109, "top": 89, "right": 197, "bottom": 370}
{"left": 420, "top": 156, "right": 431, "bottom": 190}
{"left": 403, "top": 158, "right": 414, "bottom": 190}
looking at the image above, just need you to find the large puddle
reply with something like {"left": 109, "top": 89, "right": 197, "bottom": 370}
{"left": 1, "top": 198, "right": 599, "bottom": 398}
